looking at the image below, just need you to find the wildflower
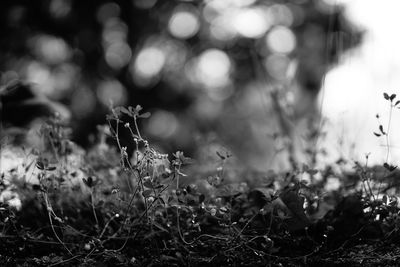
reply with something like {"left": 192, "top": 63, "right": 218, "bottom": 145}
{"left": 121, "top": 146, "right": 128, "bottom": 157}
{"left": 210, "top": 208, "right": 217, "bottom": 216}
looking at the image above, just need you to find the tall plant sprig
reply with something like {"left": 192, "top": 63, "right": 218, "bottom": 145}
{"left": 373, "top": 92, "right": 399, "bottom": 197}
{"left": 105, "top": 105, "right": 178, "bottom": 252}
{"left": 374, "top": 93, "right": 399, "bottom": 168}
{"left": 35, "top": 162, "right": 73, "bottom": 256}
{"left": 106, "top": 105, "right": 150, "bottom": 221}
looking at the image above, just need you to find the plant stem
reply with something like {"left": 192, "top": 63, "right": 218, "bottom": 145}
{"left": 91, "top": 190, "right": 99, "bottom": 227}
{"left": 385, "top": 103, "right": 393, "bottom": 163}
{"left": 43, "top": 193, "right": 73, "bottom": 256}
{"left": 133, "top": 117, "right": 142, "bottom": 140}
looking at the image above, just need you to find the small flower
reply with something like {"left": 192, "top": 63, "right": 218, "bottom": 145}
{"left": 111, "top": 188, "right": 120, "bottom": 194}
{"left": 210, "top": 208, "right": 217, "bottom": 216}
{"left": 124, "top": 123, "right": 130, "bottom": 128}
{"left": 121, "top": 146, "right": 128, "bottom": 157}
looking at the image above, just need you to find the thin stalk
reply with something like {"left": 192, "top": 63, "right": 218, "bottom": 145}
{"left": 43, "top": 193, "right": 73, "bottom": 256}
{"left": 385, "top": 103, "right": 393, "bottom": 163}
{"left": 91, "top": 190, "right": 99, "bottom": 227}
{"left": 133, "top": 116, "right": 142, "bottom": 140}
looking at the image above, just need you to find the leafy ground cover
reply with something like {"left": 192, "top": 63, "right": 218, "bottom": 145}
{"left": 2, "top": 100, "right": 400, "bottom": 266}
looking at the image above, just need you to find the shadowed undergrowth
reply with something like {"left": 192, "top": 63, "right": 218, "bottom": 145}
{"left": 1, "top": 99, "right": 400, "bottom": 267}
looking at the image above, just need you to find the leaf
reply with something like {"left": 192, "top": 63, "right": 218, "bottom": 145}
{"left": 63, "top": 226, "right": 80, "bottom": 237}
{"left": 248, "top": 188, "right": 274, "bottom": 208}
{"left": 119, "top": 106, "right": 130, "bottom": 115}
{"left": 142, "top": 189, "right": 153, "bottom": 198}
{"left": 46, "top": 166, "right": 57, "bottom": 171}
{"left": 36, "top": 161, "right": 45, "bottom": 170}
{"left": 160, "top": 255, "right": 178, "bottom": 263}
{"left": 152, "top": 221, "right": 169, "bottom": 233}
{"left": 390, "top": 94, "right": 396, "bottom": 101}
{"left": 383, "top": 93, "right": 390, "bottom": 100}
{"left": 138, "top": 112, "right": 151, "bottom": 119}
{"left": 379, "top": 125, "right": 386, "bottom": 135}
{"left": 32, "top": 184, "right": 41, "bottom": 191}
{"left": 382, "top": 195, "right": 388, "bottom": 205}
{"left": 49, "top": 256, "right": 63, "bottom": 264}
{"left": 395, "top": 100, "right": 400, "bottom": 106}
{"left": 157, "top": 196, "right": 166, "bottom": 205}
{"left": 199, "top": 194, "right": 205, "bottom": 203}
{"left": 135, "top": 105, "right": 143, "bottom": 113}
{"left": 82, "top": 176, "right": 93, "bottom": 188}
{"left": 155, "top": 184, "right": 164, "bottom": 189}
{"left": 105, "top": 114, "right": 113, "bottom": 121}
{"left": 176, "top": 169, "right": 187, "bottom": 177}
{"left": 383, "top": 162, "right": 397, "bottom": 172}
{"left": 216, "top": 151, "right": 226, "bottom": 160}
{"left": 219, "top": 206, "right": 229, "bottom": 214}
{"left": 207, "top": 175, "right": 221, "bottom": 186}
{"left": 278, "top": 188, "right": 310, "bottom": 231}
{"left": 216, "top": 183, "right": 244, "bottom": 198}
{"left": 373, "top": 132, "right": 381, "bottom": 137}
{"left": 307, "top": 169, "right": 318, "bottom": 175}
{"left": 143, "top": 180, "right": 154, "bottom": 189}
{"left": 186, "top": 184, "right": 197, "bottom": 194}
{"left": 302, "top": 164, "right": 309, "bottom": 172}
{"left": 383, "top": 162, "right": 390, "bottom": 170}
{"left": 173, "top": 151, "right": 192, "bottom": 165}
{"left": 113, "top": 106, "right": 123, "bottom": 116}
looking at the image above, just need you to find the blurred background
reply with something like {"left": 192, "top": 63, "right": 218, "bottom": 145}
{"left": 0, "top": 0, "right": 397, "bottom": 171}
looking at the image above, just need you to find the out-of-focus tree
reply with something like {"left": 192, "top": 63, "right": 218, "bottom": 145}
{"left": 0, "top": 0, "right": 362, "bottom": 169}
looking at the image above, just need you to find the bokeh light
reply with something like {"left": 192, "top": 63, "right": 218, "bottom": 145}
{"left": 49, "top": 0, "right": 71, "bottom": 19}
{"left": 131, "top": 46, "right": 166, "bottom": 87}
{"left": 209, "top": 15, "right": 237, "bottom": 41}
{"left": 146, "top": 110, "right": 179, "bottom": 139}
{"left": 0, "top": 0, "right": 366, "bottom": 170}
{"left": 163, "top": 40, "right": 188, "bottom": 71}
{"left": 267, "top": 4, "right": 294, "bottom": 26}
{"left": 168, "top": 5, "right": 200, "bottom": 39}
{"left": 266, "top": 26, "right": 296, "bottom": 54}
{"left": 25, "top": 61, "right": 52, "bottom": 94}
{"left": 193, "top": 96, "right": 223, "bottom": 120}
{"left": 7, "top": 5, "right": 26, "bottom": 27}
{"left": 133, "top": 0, "right": 157, "bottom": 10}
{"left": 29, "top": 34, "right": 71, "bottom": 65}
{"left": 97, "top": 2, "right": 120, "bottom": 24}
{"left": 286, "top": 4, "right": 305, "bottom": 26}
{"left": 102, "top": 18, "right": 128, "bottom": 44}
{"left": 96, "top": 79, "right": 127, "bottom": 106}
{"left": 105, "top": 41, "right": 132, "bottom": 70}
{"left": 195, "top": 49, "right": 231, "bottom": 88}
{"left": 233, "top": 7, "right": 271, "bottom": 38}
{"left": 49, "top": 63, "right": 78, "bottom": 99}
{"left": 1, "top": 71, "right": 19, "bottom": 84}
{"left": 265, "top": 53, "right": 291, "bottom": 80}
{"left": 71, "top": 86, "right": 97, "bottom": 118}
